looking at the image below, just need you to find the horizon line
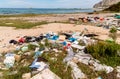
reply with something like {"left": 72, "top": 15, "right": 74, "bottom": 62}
{"left": 0, "top": 7, "right": 93, "bottom": 9}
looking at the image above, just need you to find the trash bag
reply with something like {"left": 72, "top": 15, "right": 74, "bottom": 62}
{"left": 9, "top": 40, "right": 18, "bottom": 44}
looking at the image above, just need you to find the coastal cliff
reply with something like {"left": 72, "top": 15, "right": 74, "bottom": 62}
{"left": 93, "top": 0, "right": 120, "bottom": 10}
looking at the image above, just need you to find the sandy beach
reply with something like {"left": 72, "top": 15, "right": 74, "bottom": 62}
{"left": 0, "top": 13, "right": 120, "bottom": 53}
{"left": 1, "top": 1, "right": 120, "bottom": 78}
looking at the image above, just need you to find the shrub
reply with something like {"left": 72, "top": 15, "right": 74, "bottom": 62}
{"left": 109, "top": 27, "right": 117, "bottom": 41}
{"left": 86, "top": 41, "right": 120, "bottom": 67}
{"left": 104, "top": 2, "right": 120, "bottom": 12}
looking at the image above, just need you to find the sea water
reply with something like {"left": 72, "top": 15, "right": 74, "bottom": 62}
{"left": 0, "top": 8, "right": 94, "bottom": 14}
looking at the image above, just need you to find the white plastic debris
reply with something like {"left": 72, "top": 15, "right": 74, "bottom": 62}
{"left": 63, "top": 47, "right": 74, "bottom": 63}
{"left": 75, "top": 51, "right": 113, "bottom": 73}
{"left": 53, "top": 49, "right": 59, "bottom": 53}
{"left": 75, "top": 53, "right": 91, "bottom": 65}
{"left": 4, "top": 53, "right": 15, "bottom": 68}
{"left": 93, "top": 63, "right": 113, "bottom": 73}
{"left": 30, "top": 61, "right": 47, "bottom": 72}
{"left": 35, "top": 47, "right": 40, "bottom": 52}
{"left": 71, "top": 44, "right": 85, "bottom": 50}
{"left": 72, "top": 41, "right": 79, "bottom": 45}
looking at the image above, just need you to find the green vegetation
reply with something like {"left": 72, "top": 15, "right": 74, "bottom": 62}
{"left": 86, "top": 41, "right": 120, "bottom": 67}
{"left": 0, "top": 41, "right": 72, "bottom": 79}
{"left": 109, "top": 27, "right": 117, "bottom": 41}
{"left": 2, "top": 66, "right": 31, "bottom": 79}
{"left": 77, "top": 62, "right": 117, "bottom": 79}
{"left": 0, "top": 19, "right": 48, "bottom": 29}
{"left": 0, "top": 14, "right": 53, "bottom": 18}
{"left": 77, "top": 63, "right": 98, "bottom": 79}
{"left": 42, "top": 52, "right": 72, "bottom": 79}
{"left": 104, "top": 2, "right": 120, "bottom": 12}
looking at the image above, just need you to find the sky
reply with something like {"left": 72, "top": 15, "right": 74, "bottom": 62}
{"left": 0, "top": 0, "right": 102, "bottom": 8}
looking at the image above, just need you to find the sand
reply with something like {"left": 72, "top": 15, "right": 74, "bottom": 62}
{"left": 0, "top": 23, "right": 110, "bottom": 53}
{"left": 0, "top": 13, "right": 120, "bottom": 53}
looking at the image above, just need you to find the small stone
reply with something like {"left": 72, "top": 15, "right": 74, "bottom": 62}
{"left": 22, "top": 73, "right": 31, "bottom": 79}
{"left": 72, "top": 57, "right": 79, "bottom": 63}
{"left": 14, "top": 55, "right": 21, "bottom": 62}
{"left": 24, "top": 52, "right": 31, "bottom": 56}
{"left": 0, "top": 72, "right": 3, "bottom": 77}
{"left": 8, "top": 71, "right": 18, "bottom": 75}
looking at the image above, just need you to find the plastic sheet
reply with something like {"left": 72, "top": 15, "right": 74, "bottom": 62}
{"left": 4, "top": 53, "right": 15, "bottom": 68}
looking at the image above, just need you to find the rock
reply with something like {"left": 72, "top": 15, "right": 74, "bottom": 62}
{"left": 8, "top": 71, "right": 18, "bottom": 75}
{"left": 18, "top": 51, "right": 24, "bottom": 55}
{"left": 0, "top": 67, "right": 9, "bottom": 70}
{"left": 14, "top": 55, "right": 21, "bottom": 62}
{"left": 0, "top": 72, "right": 3, "bottom": 77}
{"left": 24, "top": 52, "right": 31, "bottom": 56}
{"left": 50, "top": 57, "right": 57, "bottom": 62}
{"left": 22, "top": 73, "right": 31, "bottom": 79}
{"left": 53, "top": 49, "right": 59, "bottom": 53}
{"left": 0, "top": 53, "right": 3, "bottom": 57}
{"left": 93, "top": 0, "right": 120, "bottom": 10}
{"left": 116, "top": 66, "right": 120, "bottom": 78}
{"left": 72, "top": 67, "right": 87, "bottom": 79}
{"left": 59, "top": 35, "right": 66, "bottom": 41}
{"left": 95, "top": 76, "right": 102, "bottom": 79}
{"left": 72, "top": 57, "right": 79, "bottom": 63}
{"left": 31, "top": 69, "right": 61, "bottom": 79}
{"left": 16, "top": 46, "right": 21, "bottom": 51}
{"left": 67, "top": 61, "right": 87, "bottom": 79}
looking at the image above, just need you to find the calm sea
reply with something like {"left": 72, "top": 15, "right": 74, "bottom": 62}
{"left": 0, "top": 8, "right": 93, "bottom": 14}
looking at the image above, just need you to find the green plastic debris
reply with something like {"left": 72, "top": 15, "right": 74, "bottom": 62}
{"left": 21, "top": 46, "right": 28, "bottom": 52}
{"left": 115, "top": 14, "right": 120, "bottom": 19}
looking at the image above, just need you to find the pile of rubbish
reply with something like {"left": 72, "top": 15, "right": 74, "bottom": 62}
{"left": 69, "top": 14, "right": 120, "bottom": 30}
{"left": 0, "top": 31, "right": 119, "bottom": 79}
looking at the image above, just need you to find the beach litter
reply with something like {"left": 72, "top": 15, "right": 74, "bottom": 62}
{"left": 0, "top": 30, "right": 119, "bottom": 79}
{"left": 3, "top": 53, "right": 15, "bottom": 68}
